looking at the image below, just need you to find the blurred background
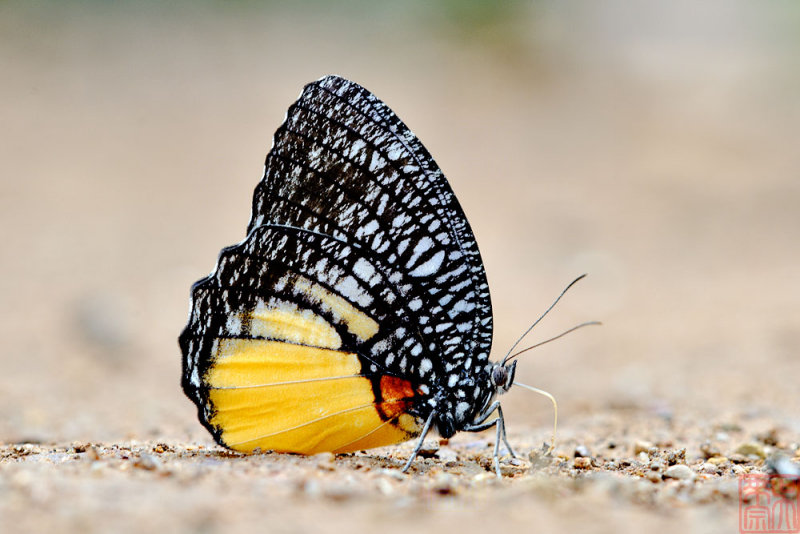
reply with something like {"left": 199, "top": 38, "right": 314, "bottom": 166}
{"left": 1, "top": 0, "right": 798, "bottom": 451}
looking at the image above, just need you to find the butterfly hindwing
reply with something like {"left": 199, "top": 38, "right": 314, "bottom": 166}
{"left": 180, "top": 225, "right": 425, "bottom": 453}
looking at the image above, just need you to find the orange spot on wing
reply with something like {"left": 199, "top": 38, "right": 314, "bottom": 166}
{"left": 377, "top": 376, "right": 416, "bottom": 420}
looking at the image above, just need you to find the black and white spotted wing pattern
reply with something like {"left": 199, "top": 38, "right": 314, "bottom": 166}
{"left": 253, "top": 77, "right": 494, "bottom": 422}
{"left": 250, "top": 76, "right": 493, "bottom": 373}
{"left": 182, "top": 75, "right": 506, "bottom": 463}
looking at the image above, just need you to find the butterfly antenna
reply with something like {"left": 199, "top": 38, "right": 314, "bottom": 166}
{"left": 506, "top": 321, "right": 601, "bottom": 361}
{"left": 514, "top": 381, "right": 558, "bottom": 454}
{"left": 501, "top": 274, "right": 588, "bottom": 366}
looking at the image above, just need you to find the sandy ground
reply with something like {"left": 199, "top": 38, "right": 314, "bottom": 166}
{"left": 1, "top": 2, "right": 799, "bottom": 533}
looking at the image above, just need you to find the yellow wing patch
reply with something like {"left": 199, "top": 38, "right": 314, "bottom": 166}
{"left": 206, "top": 338, "right": 421, "bottom": 454}
{"left": 247, "top": 306, "right": 342, "bottom": 349}
{"left": 291, "top": 275, "right": 379, "bottom": 342}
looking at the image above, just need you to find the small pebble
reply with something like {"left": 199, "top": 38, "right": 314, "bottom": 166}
{"left": 134, "top": 453, "right": 160, "bottom": 471}
{"left": 729, "top": 454, "right": 749, "bottom": 464}
{"left": 527, "top": 449, "right": 552, "bottom": 469}
{"left": 735, "top": 442, "right": 766, "bottom": 459}
{"left": 663, "top": 464, "right": 693, "bottom": 480}
{"left": 313, "top": 452, "right": 336, "bottom": 470}
{"left": 435, "top": 447, "right": 458, "bottom": 465}
{"left": 573, "top": 457, "right": 592, "bottom": 469}
{"left": 416, "top": 440, "right": 440, "bottom": 458}
{"left": 699, "top": 463, "right": 718, "bottom": 474}
{"left": 500, "top": 457, "right": 531, "bottom": 476}
{"left": 700, "top": 441, "right": 721, "bottom": 459}
{"left": 649, "top": 460, "right": 664, "bottom": 472}
{"left": 70, "top": 442, "right": 88, "bottom": 453}
{"left": 645, "top": 471, "right": 662, "bottom": 483}
{"left": 633, "top": 440, "right": 653, "bottom": 455}
{"left": 767, "top": 456, "right": 800, "bottom": 477}
{"left": 431, "top": 474, "right": 457, "bottom": 495}
{"left": 574, "top": 445, "right": 591, "bottom": 458}
{"left": 12, "top": 444, "right": 36, "bottom": 456}
{"left": 707, "top": 456, "right": 729, "bottom": 466}
{"left": 85, "top": 446, "right": 100, "bottom": 462}
{"left": 665, "top": 448, "right": 686, "bottom": 465}
{"left": 757, "top": 429, "right": 780, "bottom": 446}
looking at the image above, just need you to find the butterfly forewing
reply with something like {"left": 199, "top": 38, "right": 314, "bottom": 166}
{"left": 250, "top": 76, "right": 492, "bottom": 373}
{"left": 181, "top": 75, "right": 495, "bottom": 454}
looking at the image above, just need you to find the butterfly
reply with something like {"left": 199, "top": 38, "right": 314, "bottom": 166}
{"left": 180, "top": 75, "right": 584, "bottom": 475}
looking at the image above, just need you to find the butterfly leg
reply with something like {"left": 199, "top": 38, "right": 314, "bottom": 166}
{"left": 401, "top": 409, "right": 437, "bottom": 473}
{"left": 463, "top": 404, "right": 516, "bottom": 476}
{"left": 465, "top": 400, "right": 500, "bottom": 428}
{"left": 464, "top": 402, "right": 516, "bottom": 457}
{"left": 496, "top": 406, "right": 516, "bottom": 459}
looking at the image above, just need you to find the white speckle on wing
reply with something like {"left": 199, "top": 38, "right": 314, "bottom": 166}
{"left": 386, "top": 145, "right": 404, "bottom": 161}
{"left": 405, "top": 236, "right": 433, "bottom": 267}
{"left": 420, "top": 358, "right": 432, "bottom": 374}
{"left": 392, "top": 214, "right": 410, "bottom": 228}
{"left": 335, "top": 275, "right": 372, "bottom": 307}
{"left": 375, "top": 194, "right": 389, "bottom": 216}
{"left": 409, "top": 249, "right": 444, "bottom": 277}
{"left": 226, "top": 315, "right": 242, "bottom": 335}
{"left": 369, "top": 151, "right": 383, "bottom": 172}
{"left": 352, "top": 257, "right": 376, "bottom": 282}
{"left": 360, "top": 219, "right": 379, "bottom": 236}
{"left": 396, "top": 238, "right": 410, "bottom": 255}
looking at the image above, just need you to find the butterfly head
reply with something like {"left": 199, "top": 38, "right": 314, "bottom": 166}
{"left": 490, "top": 359, "right": 517, "bottom": 394}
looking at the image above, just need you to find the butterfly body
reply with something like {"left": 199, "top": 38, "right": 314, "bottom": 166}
{"left": 180, "top": 75, "right": 516, "bottom": 468}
